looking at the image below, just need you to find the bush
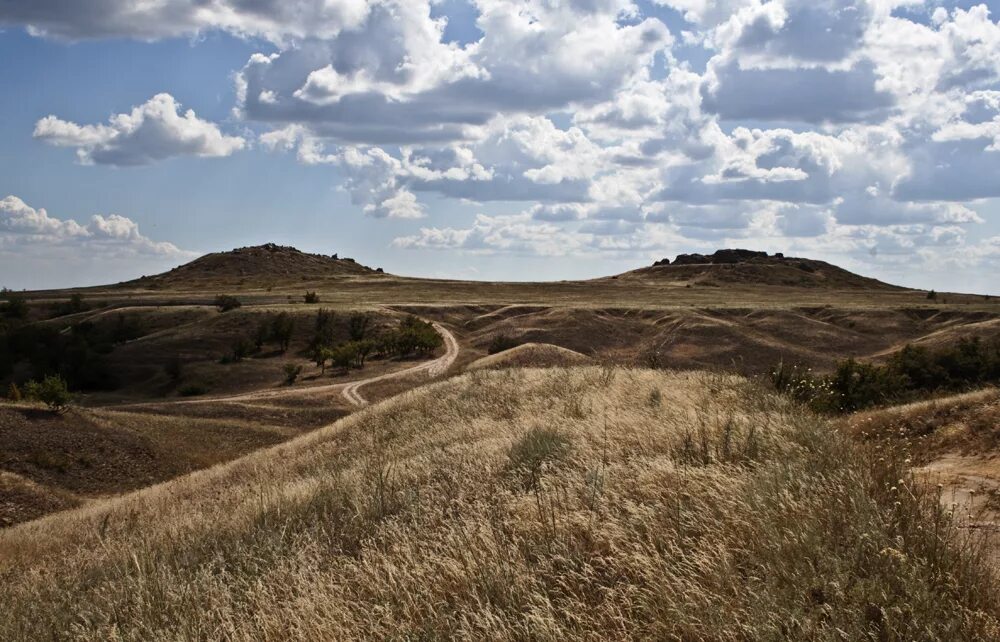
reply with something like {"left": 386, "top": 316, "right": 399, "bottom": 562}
{"left": 772, "top": 337, "right": 1000, "bottom": 413}
{"left": 304, "top": 291, "right": 320, "bottom": 304}
{"left": 283, "top": 363, "right": 303, "bottom": 385}
{"left": 164, "top": 358, "right": 183, "bottom": 383}
{"left": 6, "top": 382, "right": 22, "bottom": 402}
{"left": 0, "top": 321, "right": 119, "bottom": 392}
{"left": 222, "top": 337, "right": 254, "bottom": 364}
{"left": 24, "top": 374, "right": 71, "bottom": 412}
{"left": 49, "top": 293, "right": 89, "bottom": 318}
{"left": 507, "top": 427, "right": 572, "bottom": 489}
{"left": 2, "top": 292, "right": 28, "bottom": 320}
{"left": 927, "top": 289, "right": 937, "bottom": 300}
{"left": 487, "top": 332, "right": 520, "bottom": 355}
{"left": 178, "top": 383, "right": 208, "bottom": 397}
{"left": 214, "top": 295, "right": 242, "bottom": 312}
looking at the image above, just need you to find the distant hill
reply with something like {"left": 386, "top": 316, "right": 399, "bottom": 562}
{"left": 617, "top": 249, "right": 904, "bottom": 290}
{"left": 121, "top": 244, "right": 383, "bottom": 288}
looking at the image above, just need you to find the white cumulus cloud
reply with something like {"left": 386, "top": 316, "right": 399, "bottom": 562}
{"left": 34, "top": 94, "right": 246, "bottom": 166}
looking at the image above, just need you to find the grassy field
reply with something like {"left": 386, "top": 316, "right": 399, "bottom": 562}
{"left": 2, "top": 367, "right": 998, "bottom": 640}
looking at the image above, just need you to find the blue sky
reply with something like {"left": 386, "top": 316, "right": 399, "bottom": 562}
{"left": 1, "top": 1, "right": 1000, "bottom": 293}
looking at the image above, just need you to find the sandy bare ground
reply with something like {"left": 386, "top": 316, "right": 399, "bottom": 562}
{"left": 342, "top": 322, "right": 459, "bottom": 406}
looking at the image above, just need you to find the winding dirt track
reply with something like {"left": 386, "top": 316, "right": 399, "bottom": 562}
{"left": 341, "top": 322, "right": 459, "bottom": 406}
{"left": 114, "top": 322, "right": 459, "bottom": 409}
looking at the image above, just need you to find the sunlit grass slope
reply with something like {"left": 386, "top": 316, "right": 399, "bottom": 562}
{"left": 1, "top": 367, "right": 997, "bottom": 640}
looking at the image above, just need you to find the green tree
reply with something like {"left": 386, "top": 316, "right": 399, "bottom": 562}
{"left": 348, "top": 312, "right": 372, "bottom": 341}
{"left": 328, "top": 343, "right": 357, "bottom": 373}
{"left": 314, "top": 345, "right": 332, "bottom": 374}
{"left": 24, "top": 375, "right": 71, "bottom": 412}
{"left": 311, "top": 309, "right": 337, "bottom": 353}
{"left": 271, "top": 312, "right": 294, "bottom": 353}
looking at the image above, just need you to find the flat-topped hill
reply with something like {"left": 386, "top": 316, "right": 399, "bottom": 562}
{"left": 121, "top": 244, "right": 383, "bottom": 288}
{"left": 619, "top": 249, "right": 904, "bottom": 290}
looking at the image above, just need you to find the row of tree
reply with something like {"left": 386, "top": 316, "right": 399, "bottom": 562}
{"left": 310, "top": 312, "right": 441, "bottom": 374}
{"left": 218, "top": 309, "right": 442, "bottom": 375}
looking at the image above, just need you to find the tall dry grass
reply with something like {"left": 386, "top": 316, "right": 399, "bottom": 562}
{"left": 1, "top": 366, "right": 998, "bottom": 640}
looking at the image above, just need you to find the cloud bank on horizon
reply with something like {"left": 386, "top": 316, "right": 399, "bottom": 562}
{"left": 3, "top": 0, "right": 1000, "bottom": 291}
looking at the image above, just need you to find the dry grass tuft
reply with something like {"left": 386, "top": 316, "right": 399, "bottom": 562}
{"left": 1, "top": 367, "right": 998, "bottom": 640}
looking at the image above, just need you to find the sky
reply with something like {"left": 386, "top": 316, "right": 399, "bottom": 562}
{"left": 1, "top": 1, "right": 1000, "bottom": 293}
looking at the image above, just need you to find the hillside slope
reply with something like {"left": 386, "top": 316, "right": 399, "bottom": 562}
{"left": 0, "top": 404, "right": 304, "bottom": 526}
{"left": 121, "top": 243, "right": 382, "bottom": 288}
{"left": 2, "top": 368, "right": 997, "bottom": 640}
{"left": 620, "top": 249, "right": 904, "bottom": 290}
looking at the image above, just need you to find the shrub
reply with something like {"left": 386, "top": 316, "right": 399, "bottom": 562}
{"left": 507, "top": 427, "right": 572, "bottom": 489}
{"left": 222, "top": 337, "right": 254, "bottom": 364}
{"left": 2, "top": 292, "right": 28, "bottom": 320}
{"left": 178, "top": 383, "right": 208, "bottom": 397}
{"left": 214, "top": 295, "right": 242, "bottom": 312}
{"left": 487, "top": 332, "right": 520, "bottom": 355}
{"left": 49, "top": 293, "right": 89, "bottom": 318}
{"left": 24, "top": 374, "right": 71, "bottom": 412}
{"left": 304, "top": 291, "right": 320, "bottom": 304}
{"left": 926, "top": 289, "right": 937, "bottom": 300}
{"left": 772, "top": 337, "right": 1000, "bottom": 413}
{"left": 6, "top": 381, "right": 22, "bottom": 402}
{"left": 283, "top": 363, "right": 303, "bottom": 385}
{"left": 164, "top": 358, "right": 183, "bottom": 383}
{"left": 111, "top": 314, "right": 144, "bottom": 344}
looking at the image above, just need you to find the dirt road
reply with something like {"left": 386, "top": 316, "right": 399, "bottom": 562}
{"left": 342, "top": 322, "right": 459, "bottom": 406}
{"left": 113, "top": 321, "right": 459, "bottom": 409}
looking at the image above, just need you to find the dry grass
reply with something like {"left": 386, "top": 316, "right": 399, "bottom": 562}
{"left": 466, "top": 342, "right": 593, "bottom": 371}
{"left": 1, "top": 368, "right": 998, "bottom": 640}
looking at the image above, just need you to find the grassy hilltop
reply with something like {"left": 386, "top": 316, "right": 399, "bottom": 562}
{"left": 2, "top": 367, "right": 998, "bottom": 639}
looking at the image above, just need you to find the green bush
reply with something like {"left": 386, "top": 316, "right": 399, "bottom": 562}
{"left": 24, "top": 374, "right": 71, "bottom": 411}
{"left": 283, "top": 363, "right": 303, "bottom": 384}
{"left": 772, "top": 337, "right": 1000, "bottom": 413}
{"left": 304, "top": 291, "right": 320, "bottom": 304}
